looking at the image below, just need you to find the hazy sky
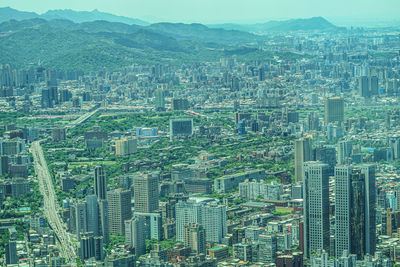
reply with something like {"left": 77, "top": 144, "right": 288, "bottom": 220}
{"left": 0, "top": 0, "right": 399, "bottom": 24}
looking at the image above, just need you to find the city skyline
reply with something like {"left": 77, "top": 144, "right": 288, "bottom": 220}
{"left": 0, "top": 0, "right": 400, "bottom": 25}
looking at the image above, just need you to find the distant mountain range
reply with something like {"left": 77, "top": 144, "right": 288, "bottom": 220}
{"left": 0, "top": 7, "right": 325, "bottom": 70}
{"left": 0, "top": 7, "right": 344, "bottom": 33}
{"left": 0, "top": 7, "right": 149, "bottom": 26}
{"left": 209, "top": 17, "right": 344, "bottom": 33}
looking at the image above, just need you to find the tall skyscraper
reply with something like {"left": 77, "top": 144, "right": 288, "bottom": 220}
{"left": 75, "top": 201, "right": 88, "bottom": 239}
{"left": 184, "top": 223, "right": 206, "bottom": 255}
{"left": 303, "top": 162, "right": 330, "bottom": 258}
{"left": 359, "top": 76, "right": 370, "bottom": 97}
{"left": 294, "top": 137, "right": 313, "bottom": 182}
{"left": 86, "top": 195, "right": 99, "bottom": 236}
{"left": 125, "top": 216, "right": 146, "bottom": 257}
{"left": 107, "top": 189, "right": 132, "bottom": 235}
{"left": 5, "top": 240, "right": 17, "bottom": 264}
{"left": 134, "top": 173, "right": 159, "bottom": 213}
{"left": 154, "top": 88, "right": 166, "bottom": 111}
{"left": 98, "top": 199, "right": 109, "bottom": 244}
{"left": 324, "top": 97, "right": 344, "bottom": 124}
{"left": 94, "top": 166, "right": 107, "bottom": 200}
{"left": 335, "top": 165, "right": 376, "bottom": 259}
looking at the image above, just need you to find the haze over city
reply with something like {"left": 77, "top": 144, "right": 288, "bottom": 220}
{"left": 0, "top": 0, "right": 400, "bottom": 25}
{"left": 1, "top": 0, "right": 400, "bottom": 266}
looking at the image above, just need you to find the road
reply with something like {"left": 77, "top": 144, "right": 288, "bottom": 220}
{"left": 31, "top": 141, "right": 77, "bottom": 263}
{"left": 29, "top": 109, "right": 100, "bottom": 263}
{"left": 67, "top": 108, "right": 99, "bottom": 128}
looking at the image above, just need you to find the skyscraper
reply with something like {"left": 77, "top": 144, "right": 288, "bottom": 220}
{"left": 154, "top": 88, "right": 165, "bottom": 111}
{"left": 75, "top": 202, "right": 88, "bottom": 239}
{"left": 184, "top": 223, "right": 206, "bottom": 255}
{"left": 335, "top": 165, "right": 376, "bottom": 259}
{"left": 324, "top": 97, "right": 344, "bottom": 124}
{"left": 338, "top": 140, "right": 353, "bottom": 165}
{"left": 303, "top": 162, "right": 330, "bottom": 258}
{"left": 98, "top": 199, "right": 109, "bottom": 244}
{"left": 86, "top": 195, "right": 99, "bottom": 236}
{"left": 359, "top": 76, "right": 369, "bottom": 97}
{"left": 125, "top": 216, "right": 146, "bottom": 257}
{"left": 294, "top": 137, "right": 313, "bottom": 182}
{"left": 94, "top": 166, "right": 107, "bottom": 200}
{"left": 134, "top": 173, "right": 159, "bottom": 213}
{"left": 107, "top": 189, "right": 132, "bottom": 235}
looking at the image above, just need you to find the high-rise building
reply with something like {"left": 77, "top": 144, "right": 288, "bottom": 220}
{"left": 175, "top": 199, "right": 227, "bottom": 243}
{"left": 359, "top": 76, "right": 369, "bottom": 97}
{"left": 170, "top": 118, "right": 193, "bottom": 139}
{"left": 324, "top": 97, "right": 344, "bottom": 124}
{"left": 107, "top": 189, "right": 132, "bottom": 235}
{"left": 94, "top": 166, "right": 107, "bottom": 200}
{"left": 125, "top": 216, "right": 146, "bottom": 257}
{"left": 303, "top": 162, "right": 330, "bottom": 258}
{"left": 86, "top": 195, "right": 99, "bottom": 236}
{"left": 98, "top": 199, "right": 110, "bottom": 244}
{"left": 5, "top": 240, "right": 17, "bottom": 264}
{"left": 80, "top": 233, "right": 105, "bottom": 261}
{"left": 134, "top": 173, "right": 159, "bottom": 213}
{"left": 294, "top": 137, "right": 313, "bottom": 182}
{"left": 154, "top": 88, "right": 165, "bottom": 111}
{"left": 338, "top": 140, "right": 353, "bottom": 165}
{"left": 75, "top": 202, "right": 88, "bottom": 239}
{"left": 184, "top": 223, "right": 206, "bottom": 255}
{"left": 115, "top": 137, "right": 137, "bottom": 156}
{"left": 335, "top": 165, "right": 376, "bottom": 259}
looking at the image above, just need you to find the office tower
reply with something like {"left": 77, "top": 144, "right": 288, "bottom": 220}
{"left": 125, "top": 216, "right": 146, "bottom": 257}
{"left": 98, "top": 199, "right": 109, "bottom": 244}
{"left": 184, "top": 223, "right": 206, "bottom": 255}
{"left": 294, "top": 137, "right": 312, "bottom": 182}
{"left": 134, "top": 173, "right": 159, "bottom": 213}
{"left": 314, "top": 146, "right": 337, "bottom": 176}
{"left": 80, "top": 233, "right": 105, "bottom": 261}
{"left": 75, "top": 202, "right": 88, "bottom": 239}
{"left": 395, "top": 186, "right": 400, "bottom": 212}
{"left": 94, "top": 166, "right": 107, "bottom": 200}
{"left": 303, "top": 162, "right": 330, "bottom": 258}
{"left": 360, "top": 165, "right": 376, "bottom": 256}
{"left": 107, "top": 189, "right": 132, "bottom": 235}
{"left": 169, "top": 118, "right": 193, "bottom": 139}
{"left": 359, "top": 76, "right": 370, "bottom": 97}
{"left": 154, "top": 88, "right": 165, "bottom": 111}
{"left": 324, "top": 97, "right": 344, "bottom": 124}
{"left": 307, "top": 112, "right": 320, "bottom": 131}
{"left": 5, "top": 240, "right": 17, "bottom": 264}
{"left": 172, "top": 98, "right": 189, "bottom": 110}
{"left": 176, "top": 200, "right": 227, "bottom": 243}
{"left": 46, "top": 69, "right": 59, "bottom": 106}
{"left": 115, "top": 137, "right": 137, "bottom": 156}
{"left": 369, "top": 76, "right": 379, "bottom": 96}
{"left": 338, "top": 140, "right": 353, "bottom": 165}
{"left": 335, "top": 165, "right": 376, "bottom": 259}
{"left": 94, "top": 236, "right": 105, "bottom": 261}
{"left": 86, "top": 195, "right": 99, "bottom": 236}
